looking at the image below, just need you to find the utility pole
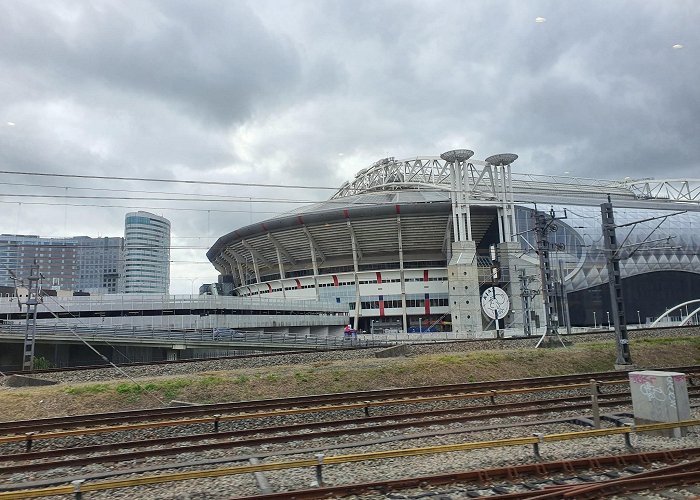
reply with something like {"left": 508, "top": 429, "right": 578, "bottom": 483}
{"left": 601, "top": 196, "right": 633, "bottom": 367}
{"left": 22, "top": 261, "right": 41, "bottom": 371}
{"left": 489, "top": 244, "right": 501, "bottom": 338}
{"left": 557, "top": 259, "right": 572, "bottom": 335}
{"left": 518, "top": 269, "right": 539, "bottom": 336}
{"left": 598, "top": 199, "right": 684, "bottom": 367}
{"left": 534, "top": 208, "right": 567, "bottom": 348}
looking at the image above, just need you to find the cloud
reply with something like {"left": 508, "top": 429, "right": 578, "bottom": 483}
{"left": 0, "top": 0, "right": 698, "bottom": 292}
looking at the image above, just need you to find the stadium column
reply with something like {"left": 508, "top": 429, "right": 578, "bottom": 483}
{"left": 347, "top": 220, "right": 361, "bottom": 329}
{"left": 274, "top": 246, "right": 285, "bottom": 280}
{"left": 305, "top": 229, "right": 320, "bottom": 301}
{"left": 223, "top": 251, "right": 244, "bottom": 289}
{"left": 447, "top": 240, "right": 482, "bottom": 337}
{"left": 242, "top": 241, "right": 261, "bottom": 284}
{"left": 397, "top": 212, "right": 408, "bottom": 332}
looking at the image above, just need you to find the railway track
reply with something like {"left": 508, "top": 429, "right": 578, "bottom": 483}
{"left": 2, "top": 421, "right": 699, "bottom": 499}
{"left": 0, "top": 391, "right": 647, "bottom": 475}
{"left": 237, "top": 447, "right": 700, "bottom": 499}
{"left": 1, "top": 365, "right": 698, "bottom": 436}
{"left": 2, "top": 366, "right": 698, "bottom": 499}
{"left": 1, "top": 377, "right": 698, "bottom": 484}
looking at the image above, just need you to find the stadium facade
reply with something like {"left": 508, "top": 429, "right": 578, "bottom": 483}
{"left": 207, "top": 151, "right": 700, "bottom": 337}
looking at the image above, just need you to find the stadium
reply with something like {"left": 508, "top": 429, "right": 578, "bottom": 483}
{"left": 206, "top": 150, "right": 700, "bottom": 338}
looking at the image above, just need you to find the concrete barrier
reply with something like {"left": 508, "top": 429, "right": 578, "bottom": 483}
{"left": 5, "top": 375, "right": 58, "bottom": 387}
{"left": 375, "top": 344, "right": 409, "bottom": 358}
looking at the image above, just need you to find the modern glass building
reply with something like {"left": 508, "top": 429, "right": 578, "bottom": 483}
{"left": 121, "top": 212, "right": 171, "bottom": 294}
{"left": 0, "top": 234, "right": 78, "bottom": 290}
{"left": 73, "top": 236, "right": 123, "bottom": 294}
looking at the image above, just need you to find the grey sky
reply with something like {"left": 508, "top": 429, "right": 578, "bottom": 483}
{"left": 0, "top": 0, "right": 697, "bottom": 292}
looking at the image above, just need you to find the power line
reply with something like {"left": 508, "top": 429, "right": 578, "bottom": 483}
{"left": 0, "top": 169, "right": 339, "bottom": 190}
{"left": 0, "top": 199, "right": 281, "bottom": 214}
{"left": 0, "top": 180, "right": 322, "bottom": 202}
{"left": 0, "top": 192, "right": 323, "bottom": 204}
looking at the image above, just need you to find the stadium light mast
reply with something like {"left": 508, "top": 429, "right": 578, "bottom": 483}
{"left": 441, "top": 148, "right": 483, "bottom": 337}
{"left": 484, "top": 154, "right": 518, "bottom": 243}
{"left": 441, "top": 149, "right": 474, "bottom": 242}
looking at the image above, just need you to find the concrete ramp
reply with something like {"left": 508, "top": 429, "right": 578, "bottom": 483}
{"left": 5, "top": 375, "right": 58, "bottom": 387}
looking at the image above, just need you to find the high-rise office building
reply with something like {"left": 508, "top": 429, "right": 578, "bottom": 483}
{"left": 0, "top": 234, "right": 78, "bottom": 290}
{"left": 0, "top": 234, "right": 124, "bottom": 294}
{"left": 73, "top": 237, "right": 123, "bottom": 294}
{"left": 121, "top": 212, "right": 171, "bottom": 294}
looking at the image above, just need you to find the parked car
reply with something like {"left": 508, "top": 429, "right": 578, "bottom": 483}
{"left": 213, "top": 328, "right": 245, "bottom": 339}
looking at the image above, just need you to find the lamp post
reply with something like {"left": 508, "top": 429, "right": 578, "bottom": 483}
{"left": 637, "top": 310, "right": 642, "bottom": 327}
{"left": 593, "top": 311, "right": 597, "bottom": 329}
{"left": 606, "top": 311, "right": 611, "bottom": 330}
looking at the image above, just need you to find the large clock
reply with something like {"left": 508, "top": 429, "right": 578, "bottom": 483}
{"left": 481, "top": 286, "right": 510, "bottom": 320}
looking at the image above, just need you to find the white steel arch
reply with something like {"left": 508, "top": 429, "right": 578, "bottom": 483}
{"left": 680, "top": 306, "right": 700, "bottom": 326}
{"left": 650, "top": 299, "right": 700, "bottom": 327}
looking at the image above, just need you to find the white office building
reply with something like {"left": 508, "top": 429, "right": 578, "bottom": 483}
{"left": 121, "top": 211, "right": 171, "bottom": 294}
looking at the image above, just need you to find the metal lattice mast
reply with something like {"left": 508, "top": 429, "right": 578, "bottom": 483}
{"left": 22, "top": 261, "right": 41, "bottom": 371}
{"left": 600, "top": 197, "right": 633, "bottom": 366}
{"left": 518, "top": 269, "right": 539, "bottom": 336}
{"left": 534, "top": 209, "right": 567, "bottom": 348}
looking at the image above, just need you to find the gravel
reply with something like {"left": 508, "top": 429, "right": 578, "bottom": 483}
{"left": 1, "top": 326, "right": 698, "bottom": 498}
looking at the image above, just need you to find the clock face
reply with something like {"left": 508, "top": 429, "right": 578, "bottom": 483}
{"left": 481, "top": 286, "right": 510, "bottom": 320}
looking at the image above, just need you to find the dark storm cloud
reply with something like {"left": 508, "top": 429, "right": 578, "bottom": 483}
{"left": 252, "top": 0, "right": 699, "bottom": 180}
{"left": 0, "top": 1, "right": 302, "bottom": 125}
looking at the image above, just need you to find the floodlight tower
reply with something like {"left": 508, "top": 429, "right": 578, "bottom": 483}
{"left": 441, "top": 149, "right": 482, "bottom": 337}
{"left": 484, "top": 154, "right": 524, "bottom": 337}
{"left": 484, "top": 153, "right": 518, "bottom": 243}
{"left": 441, "top": 149, "right": 474, "bottom": 242}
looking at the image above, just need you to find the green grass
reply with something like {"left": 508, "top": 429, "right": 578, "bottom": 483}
{"left": 64, "top": 383, "right": 110, "bottom": 395}
{"left": 45, "top": 334, "right": 698, "bottom": 418}
{"left": 635, "top": 336, "right": 700, "bottom": 346}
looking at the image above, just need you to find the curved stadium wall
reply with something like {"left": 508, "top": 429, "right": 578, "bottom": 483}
{"left": 207, "top": 155, "right": 700, "bottom": 335}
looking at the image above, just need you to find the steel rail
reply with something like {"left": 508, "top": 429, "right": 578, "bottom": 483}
{"left": 0, "top": 391, "right": 631, "bottom": 461}
{"left": 0, "top": 394, "right": 639, "bottom": 474}
{"left": 2, "top": 365, "right": 697, "bottom": 434}
{"left": 0, "top": 416, "right": 591, "bottom": 490}
{"left": 1, "top": 421, "right": 699, "bottom": 500}
{"left": 0, "top": 381, "right": 641, "bottom": 442}
{"left": 524, "top": 458, "right": 700, "bottom": 499}
{"left": 236, "top": 447, "right": 700, "bottom": 499}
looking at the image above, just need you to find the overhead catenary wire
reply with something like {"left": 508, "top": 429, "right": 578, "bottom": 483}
{"left": 0, "top": 169, "right": 339, "bottom": 190}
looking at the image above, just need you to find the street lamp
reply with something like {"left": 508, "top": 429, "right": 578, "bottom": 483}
{"left": 637, "top": 310, "right": 642, "bottom": 327}
{"left": 606, "top": 311, "right": 611, "bottom": 330}
{"left": 593, "top": 311, "right": 597, "bottom": 329}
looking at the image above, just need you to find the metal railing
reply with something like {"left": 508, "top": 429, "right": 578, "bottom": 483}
{"left": 0, "top": 323, "right": 387, "bottom": 350}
